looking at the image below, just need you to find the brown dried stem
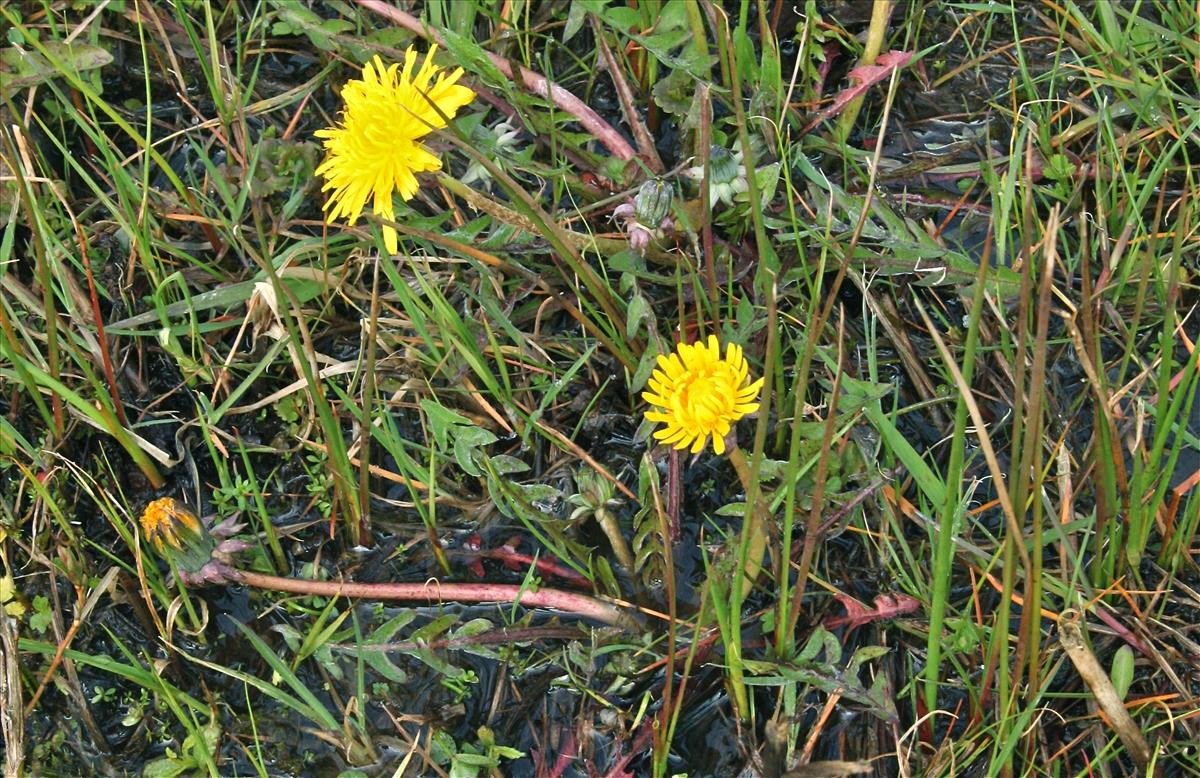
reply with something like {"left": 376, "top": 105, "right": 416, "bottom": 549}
{"left": 1058, "top": 611, "right": 1156, "bottom": 773}
{"left": 589, "top": 14, "right": 664, "bottom": 172}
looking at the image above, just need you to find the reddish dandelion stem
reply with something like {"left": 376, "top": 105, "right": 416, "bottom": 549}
{"left": 233, "top": 570, "right": 635, "bottom": 628}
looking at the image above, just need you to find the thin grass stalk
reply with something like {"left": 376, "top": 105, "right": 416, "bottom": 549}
{"left": 788, "top": 313, "right": 846, "bottom": 625}
{"left": 38, "top": 235, "right": 64, "bottom": 438}
{"left": 233, "top": 440, "right": 287, "bottom": 576}
{"left": 924, "top": 225, "right": 992, "bottom": 713}
{"left": 768, "top": 115, "right": 820, "bottom": 445}
{"left": 720, "top": 5, "right": 781, "bottom": 458}
{"left": 1019, "top": 207, "right": 1059, "bottom": 701}
{"left": 1164, "top": 489, "right": 1200, "bottom": 570}
{"left": 658, "top": 608, "right": 707, "bottom": 778}
{"left": 1113, "top": 179, "right": 1168, "bottom": 411}
{"left": 771, "top": 333, "right": 811, "bottom": 657}
{"left": 718, "top": 447, "right": 767, "bottom": 717}
{"left": 646, "top": 452, "right": 679, "bottom": 777}
{"left": 252, "top": 252, "right": 362, "bottom": 543}
{"left": 774, "top": 51, "right": 903, "bottom": 649}
{"left": 1126, "top": 192, "right": 1195, "bottom": 569}
{"left": 754, "top": 0, "right": 781, "bottom": 147}
{"left": 1130, "top": 341, "right": 1200, "bottom": 567}
{"left": 1, "top": 129, "right": 65, "bottom": 438}
{"left": 993, "top": 521, "right": 1017, "bottom": 771}
{"left": 916, "top": 296, "right": 1029, "bottom": 773}
{"left": 709, "top": 0, "right": 778, "bottom": 718}
{"left": 131, "top": 0, "right": 163, "bottom": 287}
{"left": 0, "top": 145, "right": 57, "bottom": 437}
{"left": 698, "top": 88, "right": 718, "bottom": 310}
{"left": 356, "top": 254, "right": 384, "bottom": 545}
{"left": 1008, "top": 139, "right": 1036, "bottom": 734}
{"left": 1077, "top": 216, "right": 1119, "bottom": 586}
{"left": 685, "top": 1, "right": 711, "bottom": 76}
{"left": 1007, "top": 135, "right": 1035, "bottom": 562}
{"left": 997, "top": 135, "right": 1039, "bottom": 772}
{"left": 71, "top": 216, "right": 129, "bottom": 428}
{"left": 1161, "top": 202, "right": 1200, "bottom": 571}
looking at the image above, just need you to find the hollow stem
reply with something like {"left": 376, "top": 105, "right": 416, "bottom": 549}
{"left": 232, "top": 570, "right": 636, "bottom": 628}
{"left": 726, "top": 446, "right": 769, "bottom": 588}
{"left": 595, "top": 508, "right": 637, "bottom": 573}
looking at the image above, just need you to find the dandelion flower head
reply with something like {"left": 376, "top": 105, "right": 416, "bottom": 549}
{"left": 315, "top": 47, "right": 475, "bottom": 254}
{"left": 141, "top": 498, "right": 251, "bottom": 583}
{"left": 642, "top": 335, "right": 763, "bottom": 455}
{"left": 140, "top": 497, "right": 216, "bottom": 572}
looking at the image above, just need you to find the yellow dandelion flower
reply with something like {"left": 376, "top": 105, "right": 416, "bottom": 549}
{"left": 141, "top": 498, "right": 199, "bottom": 552}
{"left": 642, "top": 335, "right": 764, "bottom": 455}
{"left": 315, "top": 47, "right": 475, "bottom": 254}
{"left": 140, "top": 498, "right": 215, "bottom": 572}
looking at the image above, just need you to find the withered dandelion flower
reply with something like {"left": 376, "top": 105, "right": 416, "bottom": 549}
{"left": 140, "top": 498, "right": 217, "bottom": 573}
{"left": 315, "top": 47, "right": 475, "bottom": 254}
{"left": 642, "top": 335, "right": 763, "bottom": 455}
{"left": 140, "top": 498, "right": 253, "bottom": 585}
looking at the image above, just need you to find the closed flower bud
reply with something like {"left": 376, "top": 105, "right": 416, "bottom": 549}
{"left": 709, "top": 145, "right": 740, "bottom": 184}
{"left": 634, "top": 179, "right": 674, "bottom": 228}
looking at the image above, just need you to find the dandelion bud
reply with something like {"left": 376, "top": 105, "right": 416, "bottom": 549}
{"left": 709, "top": 146, "right": 740, "bottom": 184}
{"left": 633, "top": 179, "right": 674, "bottom": 228}
{"left": 685, "top": 146, "right": 749, "bottom": 208}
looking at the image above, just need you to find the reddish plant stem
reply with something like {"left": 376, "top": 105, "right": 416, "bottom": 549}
{"left": 452, "top": 538, "right": 592, "bottom": 587}
{"left": 233, "top": 570, "right": 634, "bottom": 628}
{"left": 355, "top": 0, "right": 635, "bottom": 162}
{"left": 74, "top": 222, "right": 127, "bottom": 428}
{"left": 668, "top": 447, "right": 681, "bottom": 542}
{"left": 589, "top": 14, "right": 663, "bottom": 171}
{"left": 698, "top": 86, "right": 717, "bottom": 310}
{"left": 603, "top": 717, "right": 656, "bottom": 778}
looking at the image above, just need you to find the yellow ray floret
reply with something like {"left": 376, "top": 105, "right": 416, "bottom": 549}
{"left": 642, "top": 335, "right": 763, "bottom": 455}
{"left": 140, "top": 497, "right": 216, "bottom": 572}
{"left": 140, "top": 497, "right": 201, "bottom": 553}
{"left": 315, "top": 47, "right": 475, "bottom": 254}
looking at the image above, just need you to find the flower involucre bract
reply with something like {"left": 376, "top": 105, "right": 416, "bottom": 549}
{"left": 315, "top": 47, "right": 475, "bottom": 254}
{"left": 642, "top": 335, "right": 763, "bottom": 455}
